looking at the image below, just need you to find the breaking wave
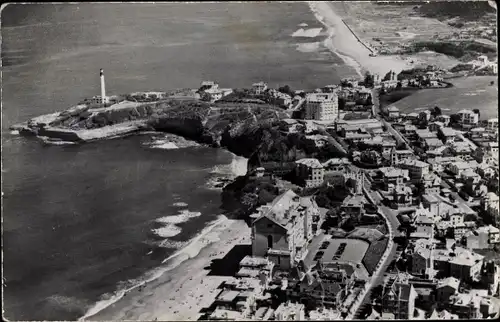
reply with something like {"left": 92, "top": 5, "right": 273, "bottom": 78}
{"left": 79, "top": 215, "right": 227, "bottom": 320}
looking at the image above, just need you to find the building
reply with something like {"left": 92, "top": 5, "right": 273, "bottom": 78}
{"left": 448, "top": 293, "right": 482, "bottom": 319}
{"left": 322, "top": 158, "right": 351, "bottom": 172}
{"left": 252, "top": 81, "right": 268, "bottom": 95}
{"left": 429, "top": 121, "right": 444, "bottom": 132}
{"left": 379, "top": 167, "right": 409, "bottom": 192}
{"left": 295, "top": 158, "right": 325, "bottom": 188}
{"left": 251, "top": 190, "right": 319, "bottom": 269}
{"left": 413, "top": 208, "right": 434, "bottom": 237}
{"left": 437, "top": 115, "right": 451, "bottom": 126}
{"left": 304, "top": 92, "right": 339, "bottom": 121}
{"left": 305, "top": 135, "right": 330, "bottom": 148}
{"left": 449, "top": 249, "right": 484, "bottom": 282}
{"left": 458, "top": 109, "right": 479, "bottom": 126}
{"left": 393, "top": 184, "right": 413, "bottom": 208}
{"left": 381, "top": 277, "right": 418, "bottom": 320}
{"left": 447, "top": 160, "right": 479, "bottom": 176}
{"left": 436, "top": 277, "right": 460, "bottom": 303}
{"left": 399, "top": 159, "right": 430, "bottom": 181}
{"left": 464, "top": 225, "right": 500, "bottom": 250}
{"left": 410, "top": 238, "right": 434, "bottom": 276}
{"left": 279, "top": 119, "right": 303, "bottom": 133}
{"left": 438, "top": 127, "right": 457, "bottom": 144}
{"left": 423, "top": 137, "right": 444, "bottom": 149}
{"left": 390, "top": 148, "right": 414, "bottom": 166}
{"left": 481, "top": 192, "right": 499, "bottom": 219}
{"left": 273, "top": 302, "right": 305, "bottom": 320}
{"left": 422, "top": 173, "right": 441, "bottom": 195}
{"left": 486, "top": 118, "right": 498, "bottom": 132}
{"left": 387, "top": 106, "right": 400, "bottom": 120}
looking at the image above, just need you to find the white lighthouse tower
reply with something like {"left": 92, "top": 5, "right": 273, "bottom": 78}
{"left": 100, "top": 68, "right": 109, "bottom": 106}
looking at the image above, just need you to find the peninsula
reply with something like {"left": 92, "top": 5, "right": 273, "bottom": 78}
{"left": 9, "top": 1, "right": 499, "bottom": 321}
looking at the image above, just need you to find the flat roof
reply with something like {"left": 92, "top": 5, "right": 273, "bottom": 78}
{"left": 320, "top": 238, "right": 369, "bottom": 264}
{"left": 216, "top": 289, "right": 240, "bottom": 302}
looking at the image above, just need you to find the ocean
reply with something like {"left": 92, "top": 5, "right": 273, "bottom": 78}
{"left": 2, "top": 2, "right": 357, "bottom": 320}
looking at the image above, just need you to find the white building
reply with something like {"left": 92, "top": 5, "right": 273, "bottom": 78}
{"left": 487, "top": 118, "right": 498, "bottom": 132}
{"left": 399, "top": 159, "right": 430, "bottom": 181}
{"left": 458, "top": 109, "right": 479, "bottom": 126}
{"left": 274, "top": 302, "right": 305, "bottom": 321}
{"left": 305, "top": 92, "right": 339, "bottom": 121}
{"left": 252, "top": 81, "right": 268, "bottom": 95}
{"left": 295, "top": 158, "right": 325, "bottom": 188}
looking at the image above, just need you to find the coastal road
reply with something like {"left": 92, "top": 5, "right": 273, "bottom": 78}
{"left": 347, "top": 181, "right": 399, "bottom": 320}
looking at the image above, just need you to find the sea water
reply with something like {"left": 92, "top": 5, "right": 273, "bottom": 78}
{"left": 2, "top": 2, "right": 356, "bottom": 320}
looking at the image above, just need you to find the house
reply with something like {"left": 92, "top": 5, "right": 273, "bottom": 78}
{"left": 322, "top": 158, "right": 351, "bottom": 172}
{"left": 423, "top": 137, "right": 444, "bottom": 150}
{"left": 400, "top": 124, "right": 417, "bottom": 137}
{"left": 305, "top": 92, "right": 339, "bottom": 121}
{"left": 410, "top": 238, "right": 434, "bottom": 276}
{"left": 305, "top": 134, "right": 330, "bottom": 148}
{"left": 393, "top": 184, "right": 413, "bottom": 208}
{"left": 451, "top": 141, "right": 473, "bottom": 156}
{"left": 458, "top": 109, "right": 479, "bottom": 126}
{"left": 449, "top": 249, "right": 484, "bottom": 282}
{"left": 390, "top": 148, "right": 414, "bottom": 165}
{"left": 447, "top": 160, "right": 479, "bottom": 176}
{"left": 279, "top": 119, "right": 303, "bottom": 133}
{"left": 481, "top": 192, "right": 499, "bottom": 218}
{"left": 427, "top": 156, "right": 462, "bottom": 173}
{"left": 429, "top": 309, "right": 459, "bottom": 320}
{"left": 381, "top": 277, "right": 418, "bottom": 320}
{"left": 422, "top": 172, "right": 441, "bottom": 195}
{"left": 438, "top": 127, "right": 457, "bottom": 144}
{"left": 387, "top": 106, "right": 400, "bottom": 120}
{"left": 413, "top": 208, "right": 434, "bottom": 237}
{"left": 299, "top": 262, "right": 358, "bottom": 308}
{"left": 251, "top": 190, "right": 319, "bottom": 269}
{"left": 464, "top": 225, "right": 500, "bottom": 250}
{"left": 379, "top": 167, "right": 409, "bottom": 192}
{"left": 433, "top": 247, "right": 484, "bottom": 282}
{"left": 437, "top": 115, "right": 451, "bottom": 126}
{"left": 476, "top": 162, "right": 495, "bottom": 179}
{"left": 399, "top": 159, "right": 430, "bottom": 181}
{"left": 295, "top": 158, "right": 325, "bottom": 188}
{"left": 252, "top": 81, "right": 268, "bottom": 95}
{"left": 448, "top": 293, "right": 482, "bottom": 319}
{"left": 341, "top": 194, "right": 367, "bottom": 221}
{"left": 486, "top": 118, "right": 498, "bottom": 132}
{"left": 436, "top": 277, "right": 460, "bottom": 303}
{"left": 273, "top": 302, "right": 305, "bottom": 320}
{"left": 429, "top": 121, "right": 444, "bottom": 132}
{"left": 416, "top": 129, "right": 437, "bottom": 142}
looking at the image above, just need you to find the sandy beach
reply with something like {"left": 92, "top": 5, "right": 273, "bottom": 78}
{"left": 83, "top": 218, "right": 251, "bottom": 321}
{"left": 310, "top": 2, "right": 414, "bottom": 78}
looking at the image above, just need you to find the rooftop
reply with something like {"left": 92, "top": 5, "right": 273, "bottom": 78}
{"left": 437, "top": 277, "right": 460, "bottom": 290}
{"left": 400, "top": 159, "right": 429, "bottom": 168}
{"left": 295, "top": 158, "right": 323, "bottom": 169}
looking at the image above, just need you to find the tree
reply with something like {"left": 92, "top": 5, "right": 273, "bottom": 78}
{"left": 431, "top": 106, "right": 442, "bottom": 117}
{"left": 278, "top": 85, "right": 293, "bottom": 96}
{"left": 473, "top": 108, "right": 480, "bottom": 119}
{"left": 383, "top": 71, "right": 392, "bottom": 81}
{"left": 450, "top": 113, "right": 461, "bottom": 124}
{"left": 364, "top": 72, "right": 375, "bottom": 88}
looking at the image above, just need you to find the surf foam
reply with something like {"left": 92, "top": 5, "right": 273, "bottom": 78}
{"left": 291, "top": 27, "right": 323, "bottom": 38}
{"left": 211, "top": 153, "right": 248, "bottom": 177}
{"left": 79, "top": 215, "right": 228, "bottom": 321}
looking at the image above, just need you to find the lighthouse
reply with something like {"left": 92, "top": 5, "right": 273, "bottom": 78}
{"left": 100, "top": 68, "right": 109, "bottom": 106}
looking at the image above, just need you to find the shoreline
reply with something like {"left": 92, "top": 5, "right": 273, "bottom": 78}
{"left": 308, "top": 2, "right": 417, "bottom": 77}
{"left": 82, "top": 217, "right": 251, "bottom": 321}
